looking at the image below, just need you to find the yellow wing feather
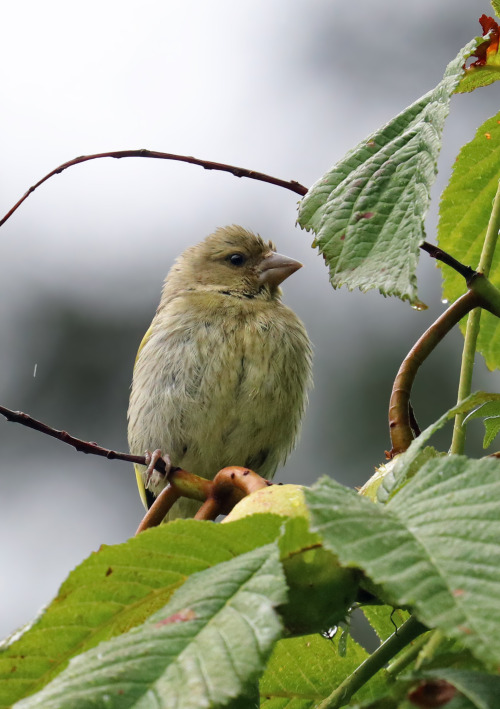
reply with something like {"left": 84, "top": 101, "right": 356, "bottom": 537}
{"left": 134, "top": 324, "right": 154, "bottom": 509}
{"left": 135, "top": 324, "right": 153, "bottom": 363}
{"left": 135, "top": 463, "right": 148, "bottom": 509}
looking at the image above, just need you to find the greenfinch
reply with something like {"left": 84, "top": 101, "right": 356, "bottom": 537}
{"left": 128, "top": 225, "right": 312, "bottom": 519}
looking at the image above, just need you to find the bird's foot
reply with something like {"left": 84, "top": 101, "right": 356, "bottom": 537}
{"left": 144, "top": 449, "right": 172, "bottom": 491}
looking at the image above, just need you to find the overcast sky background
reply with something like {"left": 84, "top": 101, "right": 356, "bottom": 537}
{"left": 1, "top": 1, "right": 498, "bottom": 639}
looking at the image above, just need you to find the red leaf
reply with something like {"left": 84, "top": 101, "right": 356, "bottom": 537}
{"left": 468, "top": 15, "right": 500, "bottom": 68}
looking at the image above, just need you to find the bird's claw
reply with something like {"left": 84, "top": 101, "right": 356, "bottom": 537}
{"left": 144, "top": 449, "right": 172, "bottom": 490}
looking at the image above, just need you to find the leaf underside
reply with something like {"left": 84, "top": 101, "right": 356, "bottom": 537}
{"left": 306, "top": 455, "right": 500, "bottom": 668}
{"left": 298, "top": 38, "right": 479, "bottom": 306}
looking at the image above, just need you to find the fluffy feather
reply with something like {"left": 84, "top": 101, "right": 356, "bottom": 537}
{"left": 128, "top": 225, "right": 312, "bottom": 519}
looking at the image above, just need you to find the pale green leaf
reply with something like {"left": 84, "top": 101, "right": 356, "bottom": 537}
{"left": 298, "top": 38, "right": 479, "bottom": 306}
{"left": 15, "top": 544, "right": 287, "bottom": 709}
{"left": 306, "top": 456, "right": 500, "bottom": 666}
{"left": 437, "top": 111, "right": 500, "bottom": 370}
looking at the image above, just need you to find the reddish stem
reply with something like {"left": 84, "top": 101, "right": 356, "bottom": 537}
{"left": 388, "top": 290, "right": 482, "bottom": 457}
{"left": 135, "top": 485, "right": 180, "bottom": 534}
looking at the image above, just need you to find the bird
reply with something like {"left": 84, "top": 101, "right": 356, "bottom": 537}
{"left": 127, "top": 225, "right": 312, "bottom": 520}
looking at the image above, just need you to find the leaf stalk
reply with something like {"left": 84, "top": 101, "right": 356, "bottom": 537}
{"left": 451, "top": 177, "right": 500, "bottom": 455}
{"left": 316, "top": 615, "right": 427, "bottom": 709}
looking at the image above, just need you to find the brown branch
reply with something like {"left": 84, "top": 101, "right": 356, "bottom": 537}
{"left": 135, "top": 485, "right": 181, "bottom": 534}
{"left": 194, "top": 466, "right": 271, "bottom": 521}
{"left": 0, "top": 404, "right": 272, "bottom": 530}
{"left": 388, "top": 244, "right": 499, "bottom": 457}
{"left": 388, "top": 290, "right": 482, "bottom": 457}
{"left": 0, "top": 403, "right": 167, "bottom": 473}
{"left": 0, "top": 150, "right": 309, "bottom": 227}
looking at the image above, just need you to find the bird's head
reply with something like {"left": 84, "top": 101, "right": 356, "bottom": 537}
{"left": 163, "top": 225, "right": 302, "bottom": 300}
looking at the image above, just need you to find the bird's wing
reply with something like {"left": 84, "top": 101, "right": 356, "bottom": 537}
{"left": 135, "top": 324, "right": 153, "bottom": 364}
{"left": 135, "top": 463, "right": 149, "bottom": 510}
{"left": 134, "top": 324, "right": 154, "bottom": 510}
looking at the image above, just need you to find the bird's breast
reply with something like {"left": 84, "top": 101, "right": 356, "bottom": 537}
{"left": 128, "top": 295, "right": 311, "bottom": 484}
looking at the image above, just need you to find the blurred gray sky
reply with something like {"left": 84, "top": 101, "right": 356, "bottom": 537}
{"left": 1, "top": 1, "right": 499, "bottom": 639}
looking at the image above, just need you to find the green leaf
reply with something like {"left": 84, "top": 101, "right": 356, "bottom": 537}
{"left": 437, "top": 111, "right": 500, "bottom": 371}
{"left": 464, "top": 400, "right": 500, "bottom": 448}
{"left": 259, "top": 632, "right": 387, "bottom": 708}
{"left": 306, "top": 456, "right": 500, "bottom": 666}
{"left": 415, "top": 668, "right": 500, "bottom": 709}
{"left": 278, "top": 517, "right": 359, "bottom": 635}
{"left": 0, "top": 516, "right": 283, "bottom": 708}
{"left": 14, "top": 544, "right": 287, "bottom": 709}
{"left": 297, "top": 38, "right": 480, "bottom": 306}
{"left": 493, "top": 1, "right": 500, "bottom": 18}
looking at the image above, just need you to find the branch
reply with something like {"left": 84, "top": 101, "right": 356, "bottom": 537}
{"left": 0, "top": 403, "right": 272, "bottom": 531}
{"left": 388, "top": 242, "right": 500, "bottom": 457}
{"left": 0, "top": 403, "right": 165, "bottom": 470}
{"left": 0, "top": 149, "right": 308, "bottom": 227}
{"left": 388, "top": 291, "right": 482, "bottom": 456}
{"left": 316, "top": 615, "right": 427, "bottom": 709}
{"left": 420, "top": 241, "right": 476, "bottom": 283}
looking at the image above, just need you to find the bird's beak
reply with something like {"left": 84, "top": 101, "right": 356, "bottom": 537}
{"left": 258, "top": 251, "right": 303, "bottom": 287}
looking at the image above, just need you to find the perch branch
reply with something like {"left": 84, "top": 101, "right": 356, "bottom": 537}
{"left": 0, "top": 404, "right": 271, "bottom": 531}
{"left": 194, "top": 466, "right": 271, "bottom": 520}
{"left": 0, "top": 403, "right": 167, "bottom": 472}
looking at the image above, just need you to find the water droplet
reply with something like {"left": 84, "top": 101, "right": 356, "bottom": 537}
{"left": 441, "top": 298, "right": 449, "bottom": 304}
{"left": 411, "top": 302, "right": 428, "bottom": 311}
{"left": 322, "top": 626, "right": 338, "bottom": 640}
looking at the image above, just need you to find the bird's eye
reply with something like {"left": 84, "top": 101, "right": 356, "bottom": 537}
{"left": 227, "top": 253, "right": 247, "bottom": 266}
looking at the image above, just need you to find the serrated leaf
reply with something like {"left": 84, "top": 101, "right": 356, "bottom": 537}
{"left": 259, "top": 632, "right": 387, "bottom": 708}
{"left": 306, "top": 456, "right": 500, "bottom": 666}
{"left": 1, "top": 515, "right": 283, "bottom": 708}
{"left": 378, "top": 392, "right": 500, "bottom": 501}
{"left": 297, "top": 38, "right": 480, "bottom": 306}
{"left": 437, "top": 111, "right": 500, "bottom": 371}
{"left": 464, "top": 401, "right": 500, "bottom": 448}
{"left": 14, "top": 544, "right": 287, "bottom": 709}
{"left": 493, "top": 0, "right": 500, "bottom": 19}
{"left": 415, "top": 668, "right": 500, "bottom": 709}
{"left": 456, "top": 16, "right": 500, "bottom": 93}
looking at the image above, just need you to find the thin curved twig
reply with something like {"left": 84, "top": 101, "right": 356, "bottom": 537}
{"left": 0, "top": 149, "right": 308, "bottom": 227}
